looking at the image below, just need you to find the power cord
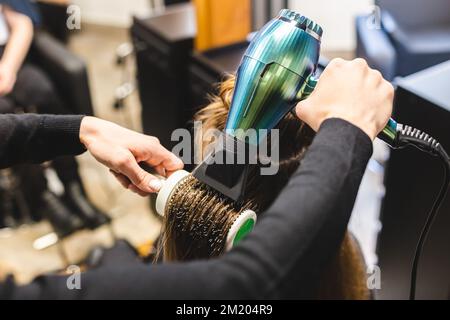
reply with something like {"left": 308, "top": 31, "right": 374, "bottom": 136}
{"left": 392, "top": 124, "right": 450, "bottom": 300}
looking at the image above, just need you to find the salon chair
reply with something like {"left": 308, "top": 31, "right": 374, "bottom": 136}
{"left": 356, "top": 0, "right": 450, "bottom": 81}
{"left": 29, "top": 31, "right": 94, "bottom": 116}
{"left": 36, "top": 1, "right": 71, "bottom": 44}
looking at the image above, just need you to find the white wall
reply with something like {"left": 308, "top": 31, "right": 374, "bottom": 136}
{"left": 72, "top": 0, "right": 374, "bottom": 50}
{"left": 71, "top": 0, "right": 156, "bottom": 27}
{"left": 289, "top": 0, "right": 374, "bottom": 51}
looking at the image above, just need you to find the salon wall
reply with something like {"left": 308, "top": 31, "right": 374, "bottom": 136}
{"left": 71, "top": 0, "right": 374, "bottom": 51}
{"left": 289, "top": 0, "right": 374, "bottom": 51}
{"left": 71, "top": 0, "right": 157, "bottom": 27}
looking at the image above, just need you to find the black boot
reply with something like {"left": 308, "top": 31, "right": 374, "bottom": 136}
{"left": 0, "top": 188, "right": 16, "bottom": 229}
{"left": 0, "top": 170, "right": 19, "bottom": 228}
{"left": 62, "top": 181, "right": 111, "bottom": 230}
{"left": 52, "top": 157, "right": 111, "bottom": 230}
{"left": 40, "top": 190, "right": 85, "bottom": 238}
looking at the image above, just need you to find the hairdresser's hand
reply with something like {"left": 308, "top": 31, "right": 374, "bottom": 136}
{"left": 0, "top": 62, "right": 17, "bottom": 96}
{"left": 80, "top": 116, "right": 184, "bottom": 196}
{"left": 295, "top": 58, "right": 394, "bottom": 140}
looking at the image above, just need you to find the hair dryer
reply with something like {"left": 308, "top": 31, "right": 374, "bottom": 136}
{"left": 226, "top": 9, "right": 398, "bottom": 145}
{"left": 193, "top": 9, "right": 440, "bottom": 202}
{"left": 193, "top": 9, "right": 326, "bottom": 201}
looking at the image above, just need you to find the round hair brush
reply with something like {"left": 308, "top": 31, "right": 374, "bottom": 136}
{"left": 156, "top": 170, "right": 257, "bottom": 254}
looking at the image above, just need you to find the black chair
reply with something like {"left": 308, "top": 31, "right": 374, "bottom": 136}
{"left": 36, "top": 1, "right": 70, "bottom": 44}
{"left": 29, "top": 31, "right": 94, "bottom": 116}
{"left": 356, "top": 0, "right": 450, "bottom": 81}
{"left": 21, "top": 32, "right": 96, "bottom": 234}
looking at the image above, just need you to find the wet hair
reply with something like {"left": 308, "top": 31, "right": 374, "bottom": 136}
{"left": 160, "top": 75, "right": 369, "bottom": 299}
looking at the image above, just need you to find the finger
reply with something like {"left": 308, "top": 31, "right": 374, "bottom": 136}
{"left": 117, "top": 155, "right": 163, "bottom": 193}
{"left": 112, "top": 168, "right": 149, "bottom": 196}
{"left": 110, "top": 170, "right": 131, "bottom": 189}
{"left": 143, "top": 143, "right": 184, "bottom": 172}
{"left": 128, "top": 184, "right": 149, "bottom": 197}
{"left": 383, "top": 81, "right": 395, "bottom": 100}
{"left": 329, "top": 57, "right": 346, "bottom": 67}
{"left": 295, "top": 99, "right": 312, "bottom": 122}
{"left": 153, "top": 164, "right": 167, "bottom": 177}
{"left": 160, "top": 152, "right": 184, "bottom": 172}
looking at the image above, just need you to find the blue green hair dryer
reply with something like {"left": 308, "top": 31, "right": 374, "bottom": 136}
{"left": 226, "top": 9, "right": 398, "bottom": 145}
{"left": 194, "top": 9, "right": 399, "bottom": 201}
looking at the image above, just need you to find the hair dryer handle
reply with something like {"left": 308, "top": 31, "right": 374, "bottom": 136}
{"left": 298, "top": 75, "right": 318, "bottom": 101}
{"left": 297, "top": 75, "right": 398, "bottom": 146}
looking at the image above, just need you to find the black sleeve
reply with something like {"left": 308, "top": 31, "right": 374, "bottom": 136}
{"left": 0, "top": 114, "right": 86, "bottom": 168}
{"left": 1, "top": 118, "right": 373, "bottom": 300}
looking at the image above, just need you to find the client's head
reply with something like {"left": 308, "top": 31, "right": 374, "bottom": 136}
{"left": 160, "top": 75, "right": 315, "bottom": 262}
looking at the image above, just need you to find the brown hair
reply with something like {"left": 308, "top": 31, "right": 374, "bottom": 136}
{"left": 162, "top": 175, "right": 255, "bottom": 261}
{"left": 161, "top": 75, "right": 369, "bottom": 299}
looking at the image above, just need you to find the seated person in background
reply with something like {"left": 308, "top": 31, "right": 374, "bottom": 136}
{"left": 0, "top": 2, "right": 108, "bottom": 234}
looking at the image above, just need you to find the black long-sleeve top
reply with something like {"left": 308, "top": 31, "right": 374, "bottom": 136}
{"left": 0, "top": 114, "right": 86, "bottom": 169}
{"left": 0, "top": 114, "right": 372, "bottom": 299}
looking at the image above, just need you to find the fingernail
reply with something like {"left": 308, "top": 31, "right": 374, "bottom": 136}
{"left": 149, "top": 179, "right": 163, "bottom": 192}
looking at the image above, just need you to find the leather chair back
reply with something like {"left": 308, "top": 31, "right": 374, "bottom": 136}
{"left": 377, "top": 0, "right": 450, "bottom": 30}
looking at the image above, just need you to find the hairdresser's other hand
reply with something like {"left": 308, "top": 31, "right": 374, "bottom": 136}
{"left": 80, "top": 117, "right": 184, "bottom": 195}
{"left": 0, "top": 62, "right": 17, "bottom": 96}
{"left": 295, "top": 58, "right": 394, "bottom": 140}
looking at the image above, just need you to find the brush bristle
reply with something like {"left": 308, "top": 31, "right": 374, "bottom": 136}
{"left": 161, "top": 174, "right": 256, "bottom": 261}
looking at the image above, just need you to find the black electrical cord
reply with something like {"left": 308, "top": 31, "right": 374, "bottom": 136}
{"left": 393, "top": 125, "right": 450, "bottom": 300}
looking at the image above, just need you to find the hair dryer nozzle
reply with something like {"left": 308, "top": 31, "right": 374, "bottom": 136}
{"left": 192, "top": 134, "right": 252, "bottom": 202}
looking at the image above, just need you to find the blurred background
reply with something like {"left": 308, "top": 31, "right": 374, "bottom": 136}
{"left": 0, "top": 0, "right": 449, "bottom": 299}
